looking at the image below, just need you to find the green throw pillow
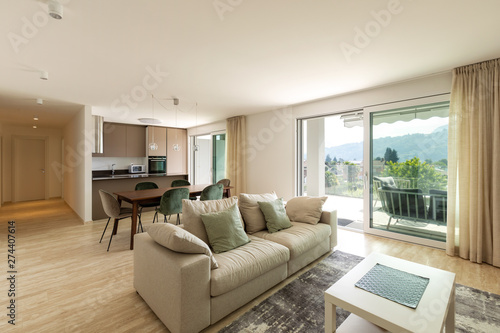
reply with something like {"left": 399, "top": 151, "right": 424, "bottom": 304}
{"left": 258, "top": 198, "right": 292, "bottom": 233}
{"left": 200, "top": 204, "right": 250, "bottom": 254}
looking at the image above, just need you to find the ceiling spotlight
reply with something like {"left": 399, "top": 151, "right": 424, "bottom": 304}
{"left": 33, "top": 125, "right": 37, "bottom": 129}
{"left": 48, "top": 0, "right": 63, "bottom": 20}
{"left": 40, "top": 71, "right": 48, "bottom": 80}
{"left": 173, "top": 98, "right": 179, "bottom": 105}
{"left": 37, "top": 98, "right": 43, "bottom": 105}
{"left": 34, "top": 116, "right": 39, "bottom": 121}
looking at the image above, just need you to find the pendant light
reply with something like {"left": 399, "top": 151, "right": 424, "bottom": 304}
{"left": 148, "top": 94, "right": 158, "bottom": 151}
{"left": 173, "top": 98, "right": 180, "bottom": 151}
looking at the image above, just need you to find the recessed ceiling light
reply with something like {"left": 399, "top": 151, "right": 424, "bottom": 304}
{"left": 33, "top": 125, "right": 37, "bottom": 129}
{"left": 34, "top": 116, "right": 39, "bottom": 121}
{"left": 138, "top": 118, "right": 162, "bottom": 125}
{"left": 48, "top": 0, "right": 63, "bottom": 20}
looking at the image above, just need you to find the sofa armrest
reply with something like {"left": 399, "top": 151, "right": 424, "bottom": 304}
{"left": 134, "top": 232, "right": 211, "bottom": 333}
{"left": 319, "top": 210, "right": 338, "bottom": 249}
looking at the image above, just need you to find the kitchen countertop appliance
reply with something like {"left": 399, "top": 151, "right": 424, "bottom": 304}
{"left": 129, "top": 164, "right": 146, "bottom": 174}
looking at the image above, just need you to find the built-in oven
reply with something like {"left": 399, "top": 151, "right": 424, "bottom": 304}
{"left": 148, "top": 156, "right": 166, "bottom": 174}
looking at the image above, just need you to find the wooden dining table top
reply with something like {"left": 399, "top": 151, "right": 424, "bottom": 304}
{"left": 115, "top": 184, "right": 232, "bottom": 203}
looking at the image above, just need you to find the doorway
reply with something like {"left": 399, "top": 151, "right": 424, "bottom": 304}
{"left": 13, "top": 137, "right": 47, "bottom": 202}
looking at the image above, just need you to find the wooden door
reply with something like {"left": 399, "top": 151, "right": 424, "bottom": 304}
{"left": 13, "top": 137, "right": 46, "bottom": 202}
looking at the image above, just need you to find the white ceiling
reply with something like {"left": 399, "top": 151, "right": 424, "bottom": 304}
{"left": 1, "top": 0, "right": 500, "bottom": 129}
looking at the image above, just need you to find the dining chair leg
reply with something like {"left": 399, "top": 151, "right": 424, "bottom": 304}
{"left": 176, "top": 214, "right": 180, "bottom": 225}
{"left": 138, "top": 206, "right": 143, "bottom": 224}
{"left": 153, "top": 210, "right": 158, "bottom": 223}
{"left": 107, "top": 219, "right": 119, "bottom": 251}
{"left": 99, "top": 217, "right": 111, "bottom": 243}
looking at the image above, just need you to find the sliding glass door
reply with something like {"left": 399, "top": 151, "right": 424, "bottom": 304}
{"left": 298, "top": 112, "right": 364, "bottom": 231}
{"left": 191, "top": 132, "right": 227, "bottom": 185}
{"left": 369, "top": 102, "right": 449, "bottom": 243}
{"left": 298, "top": 98, "right": 450, "bottom": 246}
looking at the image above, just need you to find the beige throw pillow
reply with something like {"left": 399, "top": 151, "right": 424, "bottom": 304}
{"left": 182, "top": 196, "right": 239, "bottom": 245}
{"left": 285, "top": 196, "right": 328, "bottom": 224}
{"left": 147, "top": 223, "right": 218, "bottom": 269}
{"left": 239, "top": 192, "right": 278, "bottom": 234}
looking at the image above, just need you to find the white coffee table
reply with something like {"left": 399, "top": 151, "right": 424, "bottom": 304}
{"left": 324, "top": 253, "right": 456, "bottom": 333}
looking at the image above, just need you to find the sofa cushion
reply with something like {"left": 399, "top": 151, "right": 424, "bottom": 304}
{"left": 374, "top": 176, "right": 397, "bottom": 188}
{"left": 201, "top": 204, "right": 250, "bottom": 254}
{"left": 147, "top": 223, "right": 218, "bottom": 269}
{"left": 182, "top": 196, "right": 239, "bottom": 245}
{"left": 252, "top": 222, "right": 331, "bottom": 259}
{"left": 210, "top": 235, "right": 290, "bottom": 296}
{"left": 285, "top": 196, "right": 328, "bottom": 225}
{"left": 239, "top": 192, "right": 278, "bottom": 234}
{"left": 258, "top": 198, "right": 292, "bottom": 233}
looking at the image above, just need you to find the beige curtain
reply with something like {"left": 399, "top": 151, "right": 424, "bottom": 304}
{"left": 447, "top": 58, "right": 500, "bottom": 267}
{"left": 226, "top": 116, "right": 247, "bottom": 197}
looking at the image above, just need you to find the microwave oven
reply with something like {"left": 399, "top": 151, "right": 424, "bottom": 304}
{"left": 148, "top": 156, "right": 166, "bottom": 174}
{"left": 129, "top": 164, "right": 146, "bottom": 173}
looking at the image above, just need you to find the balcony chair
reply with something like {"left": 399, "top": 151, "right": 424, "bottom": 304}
{"left": 135, "top": 182, "right": 160, "bottom": 224}
{"left": 99, "top": 189, "right": 138, "bottom": 251}
{"left": 378, "top": 187, "right": 427, "bottom": 230}
{"left": 200, "top": 183, "right": 224, "bottom": 201}
{"left": 156, "top": 188, "right": 190, "bottom": 225}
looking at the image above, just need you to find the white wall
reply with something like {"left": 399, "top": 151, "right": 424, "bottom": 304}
{"left": 0, "top": 125, "right": 63, "bottom": 203}
{"left": 246, "top": 72, "right": 453, "bottom": 200}
{"left": 62, "top": 106, "right": 93, "bottom": 223}
{"left": 246, "top": 107, "right": 296, "bottom": 198}
{"left": 92, "top": 157, "right": 147, "bottom": 171}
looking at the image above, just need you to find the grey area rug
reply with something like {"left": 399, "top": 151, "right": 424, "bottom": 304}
{"left": 220, "top": 251, "right": 500, "bottom": 333}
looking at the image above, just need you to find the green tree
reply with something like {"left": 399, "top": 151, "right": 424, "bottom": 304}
{"left": 325, "top": 154, "right": 332, "bottom": 164}
{"left": 325, "top": 170, "right": 339, "bottom": 187}
{"left": 382, "top": 157, "right": 447, "bottom": 192}
{"left": 384, "top": 148, "right": 399, "bottom": 164}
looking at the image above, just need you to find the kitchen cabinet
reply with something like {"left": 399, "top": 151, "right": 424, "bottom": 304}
{"left": 92, "top": 123, "right": 146, "bottom": 157}
{"left": 126, "top": 124, "right": 146, "bottom": 157}
{"left": 167, "top": 128, "right": 187, "bottom": 175}
{"left": 147, "top": 126, "right": 167, "bottom": 156}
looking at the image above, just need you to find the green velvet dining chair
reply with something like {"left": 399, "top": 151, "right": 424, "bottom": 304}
{"left": 171, "top": 179, "right": 197, "bottom": 200}
{"left": 156, "top": 188, "right": 190, "bottom": 225}
{"left": 135, "top": 182, "right": 160, "bottom": 224}
{"left": 200, "top": 183, "right": 224, "bottom": 201}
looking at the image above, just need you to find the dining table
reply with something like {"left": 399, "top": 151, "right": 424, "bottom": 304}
{"left": 114, "top": 184, "right": 233, "bottom": 250}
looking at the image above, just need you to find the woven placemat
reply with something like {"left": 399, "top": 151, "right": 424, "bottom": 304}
{"left": 355, "top": 263, "right": 429, "bottom": 309}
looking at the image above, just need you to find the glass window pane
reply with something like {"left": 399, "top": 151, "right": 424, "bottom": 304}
{"left": 370, "top": 102, "right": 449, "bottom": 242}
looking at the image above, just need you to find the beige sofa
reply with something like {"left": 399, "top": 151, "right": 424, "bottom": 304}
{"left": 134, "top": 194, "right": 337, "bottom": 333}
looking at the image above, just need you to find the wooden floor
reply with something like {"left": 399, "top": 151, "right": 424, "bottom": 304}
{"left": 1, "top": 199, "right": 499, "bottom": 332}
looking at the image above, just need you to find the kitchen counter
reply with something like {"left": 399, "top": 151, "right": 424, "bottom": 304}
{"left": 92, "top": 173, "right": 172, "bottom": 181}
{"left": 92, "top": 171, "right": 188, "bottom": 220}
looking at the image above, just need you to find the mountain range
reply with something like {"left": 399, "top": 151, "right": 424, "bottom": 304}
{"left": 325, "top": 125, "right": 448, "bottom": 163}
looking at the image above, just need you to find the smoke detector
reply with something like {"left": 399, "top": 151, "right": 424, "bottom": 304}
{"left": 48, "top": 0, "right": 63, "bottom": 20}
